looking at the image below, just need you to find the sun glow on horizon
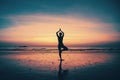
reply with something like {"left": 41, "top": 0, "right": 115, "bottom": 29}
{"left": 0, "top": 14, "right": 119, "bottom": 46}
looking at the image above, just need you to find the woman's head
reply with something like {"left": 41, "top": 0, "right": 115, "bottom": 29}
{"left": 59, "top": 32, "right": 62, "bottom": 36}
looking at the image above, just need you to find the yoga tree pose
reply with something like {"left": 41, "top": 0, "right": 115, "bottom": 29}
{"left": 56, "top": 28, "right": 68, "bottom": 60}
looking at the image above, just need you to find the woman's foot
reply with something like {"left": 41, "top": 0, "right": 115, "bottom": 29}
{"left": 60, "top": 58, "right": 64, "bottom": 61}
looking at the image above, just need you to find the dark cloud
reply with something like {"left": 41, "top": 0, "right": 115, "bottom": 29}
{"left": 0, "top": 41, "right": 18, "bottom": 47}
{"left": 93, "top": 41, "right": 120, "bottom": 48}
{"left": 0, "top": 0, "right": 119, "bottom": 30}
{"left": 0, "top": 0, "right": 119, "bottom": 16}
{"left": 0, "top": 0, "right": 72, "bottom": 16}
{"left": 0, "top": 18, "right": 13, "bottom": 29}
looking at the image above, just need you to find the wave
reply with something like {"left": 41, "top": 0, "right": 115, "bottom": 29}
{"left": 0, "top": 46, "right": 120, "bottom": 53}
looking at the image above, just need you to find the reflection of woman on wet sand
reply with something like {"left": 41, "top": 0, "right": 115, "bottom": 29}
{"left": 56, "top": 28, "right": 68, "bottom": 60}
{"left": 58, "top": 61, "right": 69, "bottom": 80}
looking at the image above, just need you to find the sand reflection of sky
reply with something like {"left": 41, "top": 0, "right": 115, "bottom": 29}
{"left": 2, "top": 52, "right": 112, "bottom": 71}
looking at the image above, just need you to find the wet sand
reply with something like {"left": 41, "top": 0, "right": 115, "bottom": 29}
{"left": 0, "top": 51, "right": 120, "bottom": 80}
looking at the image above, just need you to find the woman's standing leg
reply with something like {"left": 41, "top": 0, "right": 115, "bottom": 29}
{"left": 58, "top": 46, "right": 62, "bottom": 60}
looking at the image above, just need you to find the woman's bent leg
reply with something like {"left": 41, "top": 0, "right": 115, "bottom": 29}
{"left": 62, "top": 45, "right": 68, "bottom": 51}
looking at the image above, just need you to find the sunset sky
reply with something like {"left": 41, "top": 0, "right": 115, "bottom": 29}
{"left": 0, "top": 0, "right": 120, "bottom": 47}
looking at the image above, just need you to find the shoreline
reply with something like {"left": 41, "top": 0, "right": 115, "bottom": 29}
{"left": 0, "top": 48, "right": 120, "bottom": 51}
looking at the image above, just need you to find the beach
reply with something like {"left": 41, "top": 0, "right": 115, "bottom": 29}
{"left": 0, "top": 48, "right": 120, "bottom": 80}
{"left": 0, "top": 0, "right": 119, "bottom": 80}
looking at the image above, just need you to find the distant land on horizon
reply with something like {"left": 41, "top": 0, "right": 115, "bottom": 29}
{"left": 0, "top": 41, "right": 120, "bottom": 47}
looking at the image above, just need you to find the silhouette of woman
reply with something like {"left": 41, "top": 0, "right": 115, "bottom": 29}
{"left": 56, "top": 28, "right": 68, "bottom": 60}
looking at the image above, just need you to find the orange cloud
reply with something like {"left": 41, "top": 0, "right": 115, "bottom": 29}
{"left": 0, "top": 14, "right": 119, "bottom": 46}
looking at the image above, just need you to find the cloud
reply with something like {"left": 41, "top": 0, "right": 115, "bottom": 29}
{"left": 0, "top": 14, "right": 119, "bottom": 46}
{"left": 0, "top": 0, "right": 119, "bottom": 32}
